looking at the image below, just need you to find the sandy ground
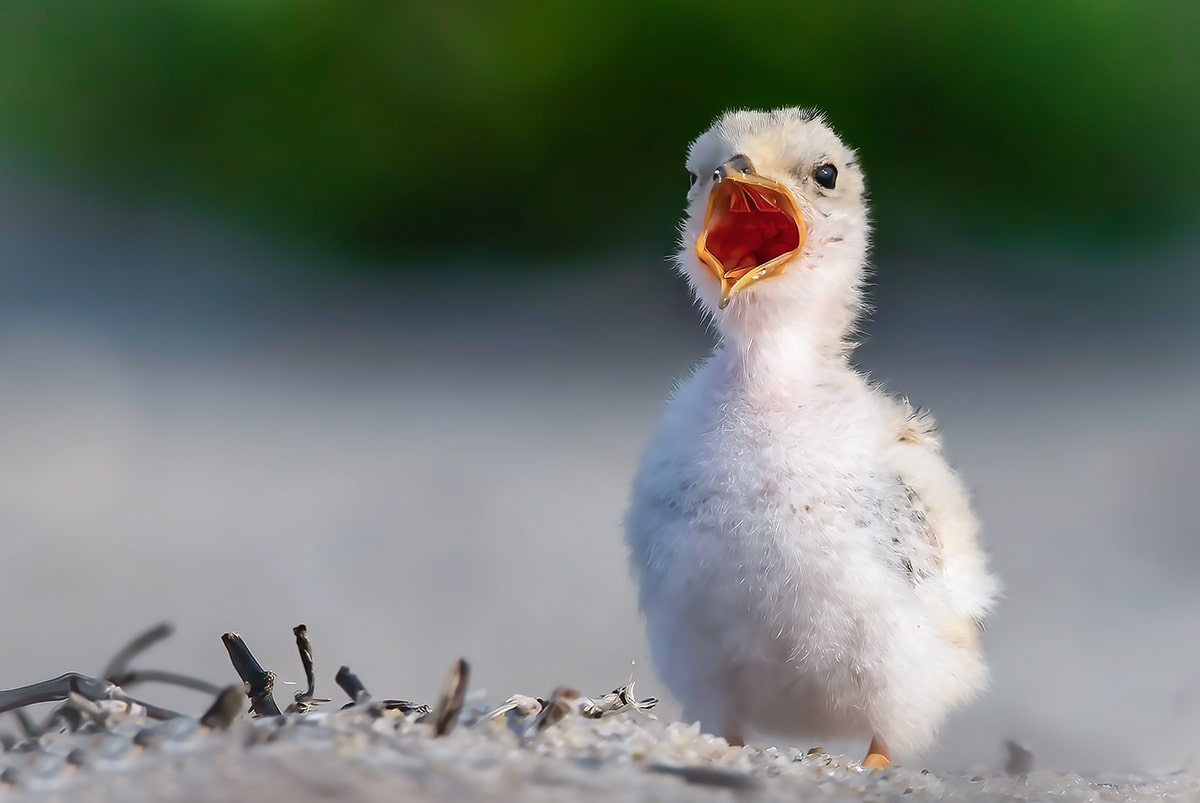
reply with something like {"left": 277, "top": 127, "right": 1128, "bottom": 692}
{"left": 2, "top": 172, "right": 1200, "bottom": 796}
{"left": 5, "top": 702, "right": 1200, "bottom": 802}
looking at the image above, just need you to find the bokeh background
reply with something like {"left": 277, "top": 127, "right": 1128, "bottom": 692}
{"left": 2, "top": 0, "right": 1199, "bottom": 775}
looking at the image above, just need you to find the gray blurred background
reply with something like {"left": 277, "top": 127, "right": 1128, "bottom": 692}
{"left": 1, "top": 0, "right": 1199, "bottom": 776}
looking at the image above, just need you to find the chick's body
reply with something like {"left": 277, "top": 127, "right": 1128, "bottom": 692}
{"left": 625, "top": 108, "right": 997, "bottom": 762}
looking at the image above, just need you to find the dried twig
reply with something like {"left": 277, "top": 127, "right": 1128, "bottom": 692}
{"left": 335, "top": 665, "right": 370, "bottom": 707}
{"left": 285, "top": 625, "right": 329, "bottom": 713}
{"left": 103, "top": 624, "right": 220, "bottom": 696}
{"left": 0, "top": 673, "right": 182, "bottom": 721}
{"left": 200, "top": 686, "right": 244, "bottom": 730}
{"left": 2, "top": 618, "right": 663, "bottom": 777}
{"left": 102, "top": 622, "right": 174, "bottom": 681}
{"left": 293, "top": 626, "right": 316, "bottom": 703}
{"left": 1004, "top": 739, "right": 1034, "bottom": 776}
{"left": 10, "top": 622, "right": 194, "bottom": 737}
{"left": 333, "top": 665, "right": 427, "bottom": 717}
{"left": 220, "top": 633, "right": 281, "bottom": 717}
{"left": 431, "top": 659, "right": 469, "bottom": 737}
{"left": 107, "top": 670, "right": 223, "bottom": 696}
{"left": 64, "top": 692, "right": 109, "bottom": 728}
{"left": 12, "top": 710, "right": 39, "bottom": 739}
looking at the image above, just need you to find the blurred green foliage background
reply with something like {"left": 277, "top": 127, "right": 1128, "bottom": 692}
{"left": 0, "top": 1, "right": 1196, "bottom": 266}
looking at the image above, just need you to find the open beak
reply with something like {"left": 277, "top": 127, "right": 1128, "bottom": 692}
{"left": 695, "top": 156, "right": 806, "bottom": 308}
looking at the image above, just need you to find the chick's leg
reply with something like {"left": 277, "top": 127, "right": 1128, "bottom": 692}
{"left": 861, "top": 735, "right": 891, "bottom": 770}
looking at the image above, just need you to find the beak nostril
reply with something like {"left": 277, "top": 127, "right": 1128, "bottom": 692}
{"left": 713, "top": 155, "right": 755, "bottom": 184}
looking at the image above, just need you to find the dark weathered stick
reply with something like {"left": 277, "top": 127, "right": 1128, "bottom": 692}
{"left": 106, "top": 691, "right": 183, "bottom": 721}
{"left": 16, "top": 621, "right": 182, "bottom": 736}
{"left": 0, "top": 673, "right": 182, "bottom": 721}
{"left": 0, "top": 673, "right": 114, "bottom": 715}
{"left": 220, "top": 633, "right": 281, "bottom": 717}
{"left": 293, "top": 625, "right": 316, "bottom": 705}
{"left": 336, "top": 665, "right": 427, "bottom": 717}
{"left": 285, "top": 625, "right": 330, "bottom": 713}
{"left": 107, "top": 669, "right": 223, "bottom": 696}
{"left": 432, "top": 658, "right": 469, "bottom": 736}
{"left": 12, "top": 709, "right": 40, "bottom": 739}
{"left": 1005, "top": 739, "right": 1035, "bottom": 776}
{"left": 102, "top": 622, "right": 174, "bottom": 680}
{"left": 65, "top": 692, "right": 108, "bottom": 727}
{"left": 335, "top": 665, "right": 370, "bottom": 706}
{"left": 200, "top": 686, "right": 244, "bottom": 730}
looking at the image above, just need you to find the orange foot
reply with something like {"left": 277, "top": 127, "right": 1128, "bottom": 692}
{"left": 861, "top": 734, "right": 891, "bottom": 770}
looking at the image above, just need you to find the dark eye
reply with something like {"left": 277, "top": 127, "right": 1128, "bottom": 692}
{"left": 813, "top": 164, "right": 838, "bottom": 190}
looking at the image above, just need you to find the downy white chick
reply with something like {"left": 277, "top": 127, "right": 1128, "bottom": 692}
{"left": 625, "top": 108, "right": 998, "bottom": 769}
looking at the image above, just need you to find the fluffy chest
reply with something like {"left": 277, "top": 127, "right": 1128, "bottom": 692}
{"left": 628, "top": 353, "right": 926, "bottom": 618}
{"left": 646, "top": 359, "right": 893, "bottom": 533}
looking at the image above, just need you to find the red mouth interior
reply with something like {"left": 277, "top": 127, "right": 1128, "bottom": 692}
{"left": 703, "top": 182, "right": 801, "bottom": 281}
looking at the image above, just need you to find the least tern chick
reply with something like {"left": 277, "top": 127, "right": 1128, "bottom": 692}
{"left": 625, "top": 108, "right": 998, "bottom": 768}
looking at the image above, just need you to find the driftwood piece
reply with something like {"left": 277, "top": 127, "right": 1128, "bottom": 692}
{"left": 285, "top": 625, "right": 330, "bottom": 713}
{"left": 335, "top": 665, "right": 371, "bottom": 706}
{"left": 102, "top": 622, "right": 174, "bottom": 681}
{"left": 221, "top": 633, "right": 282, "bottom": 718}
{"left": 200, "top": 686, "right": 244, "bottom": 730}
{"left": 431, "top": 659, "right": 469, "bottom": 737}
{"left": 334, "top": 665, "right": 426, "bottom": 717}
{"left": 0, "top": 673, "right": 182, "bottom": 722}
